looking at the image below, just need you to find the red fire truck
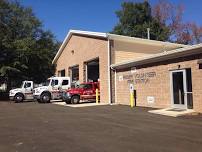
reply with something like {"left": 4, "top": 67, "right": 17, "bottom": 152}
{"left": 62, "top": 82, "right": 99, "bottom": 104}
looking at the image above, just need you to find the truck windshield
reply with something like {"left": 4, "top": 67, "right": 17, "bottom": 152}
{"left": 77, "top": 84, "right": 92, "bottom": 89}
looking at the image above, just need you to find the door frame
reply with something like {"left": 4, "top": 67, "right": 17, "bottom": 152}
{"left": 170, "top": 69, "right": 188, "bottom": 109}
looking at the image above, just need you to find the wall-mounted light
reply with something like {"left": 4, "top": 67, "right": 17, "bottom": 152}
{"left": 199, "top": 64, "right": 202, "bottom": 69}
{"left": 71, "top": 50, "right": 74, "bottom": 54}
{"left": 131, "top": 67, "right": 137, "bottom": 73}
{"left": 178, "top": 65, "right": 181, "bottom": 69}
{"left": 197, "top": 59, "right": 202, "bottom": 69}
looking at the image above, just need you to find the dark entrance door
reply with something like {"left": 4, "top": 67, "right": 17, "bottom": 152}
{"left": 171, "top": 70, "right": 187, "bottom": 109}
{"left": 171, "top": 69, "right": 193, "bottom": 109}
{"left": 86, "top": 59, "right": 99, "bottom": 82}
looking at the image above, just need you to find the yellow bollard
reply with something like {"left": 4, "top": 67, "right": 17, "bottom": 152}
{"left": 130, "top": 92, "right": 134, "bottom": 108}
{"left": 96, "top": 88, "right": 99, "bottom": 104}
{"left": 129, "top": 84, "right": 134, "bottom": 108}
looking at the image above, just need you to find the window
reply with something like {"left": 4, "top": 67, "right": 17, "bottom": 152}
{"left": 62, "top": 80, "right": 69, "bottom": 86}
{"left": 186, "top": 69, "right": 193, "bottom": 109}
{"left": 199, "top": 64, "right": 202, "bottom": 69}
{"left": 55, "top": 80, "right": 58, "bottom": 85}
{"left": 24, "top": 82, "right": 31, "bottom": 88}
{"left": 61, "top": 70, "right": 65, "bottom": 76}
{"left": 78, "top": 84, "right": 92, "bottom": 89}
{"left": 51, "top": 79, "right": 58, "bottom": 86}
{"left": 85, "top": 84, "right": 92, "bottom": 89}
{"left": 70, "top": 66, "right": 79, "bottom": 82}
{"left": 58, "top": 69, "right": 65, "bottom": 77}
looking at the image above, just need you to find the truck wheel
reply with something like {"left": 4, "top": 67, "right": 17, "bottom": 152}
{"left": 40, "top": 93, "right": 51, "bottom": 103}
{"left": 14, "top": 94, "right": 24, "bottom": 103}
{"left": 65, "top": 100, "right": 71, "bottom": 104}
{"left": 71, "top": 96, "right": 80, "bottom": 104}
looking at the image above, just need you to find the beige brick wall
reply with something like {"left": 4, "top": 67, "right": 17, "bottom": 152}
{"left": 116, "top": 54, "right": 202, "bottom": 112}
{"left": 112, "top": 40, "right": 182, "bottom": 64}
{"left": 55, "top": 34, "right": 109, "bottom": 103}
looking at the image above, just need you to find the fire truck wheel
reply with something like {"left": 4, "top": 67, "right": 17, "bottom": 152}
{"left": 71, "top": 96, "right": 80, "bottom": 104}
{"left": 65, "top": 100, "right": 71, "bottom": 104}
{"left": 14, "top": 93, "right": 24, "bottom": 103}
{"left": 40, "top": 92, "right": 51, "bottom": 103}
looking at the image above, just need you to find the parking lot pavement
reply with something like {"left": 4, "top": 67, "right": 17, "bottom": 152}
{"left": 0, "top": 101, "right": 202, "bottom": 152}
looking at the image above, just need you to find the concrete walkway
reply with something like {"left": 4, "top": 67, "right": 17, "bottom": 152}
{"left": 149, "top": 108, "right": 196, "bottom": 117}
{"left": 52, "top": 101, "right": 109, "bottom": 107}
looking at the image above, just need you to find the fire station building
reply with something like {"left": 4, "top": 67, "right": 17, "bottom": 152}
{"left": 112, "top": 45, "right": 202, "bottom": 112}
{"left": 52, "top": 30, "right": 202, "bottom": 112}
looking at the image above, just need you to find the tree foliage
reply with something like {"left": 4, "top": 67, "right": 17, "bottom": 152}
{"left": 152, "top": 0, "right": 202, "bottom": 44}
{"left": 0, "top": 0, "right": 60, "bottom": 90}
{"left": 112, "top": 0, "right": 202, "bottom": 44}
{"left": 111, "top": 1, "right": 170, "bottom": 41}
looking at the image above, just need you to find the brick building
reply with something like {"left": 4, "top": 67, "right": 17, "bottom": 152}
{"left": 51, "top": 30, "right": 202, "bottom": 113}
{"left": 52, "top": 30, "right": 184, "bottom": 104}
{"left": 111, "top": 44, "right": 202, "bottom": 112}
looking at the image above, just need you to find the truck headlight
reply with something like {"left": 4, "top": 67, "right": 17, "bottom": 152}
{"left": 34, "top": 89, "right": 40, "bottom": 94}
{"left": 9, "top": 91, "right": 14, "bottom": 95}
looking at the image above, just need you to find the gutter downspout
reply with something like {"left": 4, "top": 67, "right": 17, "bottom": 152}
{"left": 107, "top": 38, "right": 112, "bottom": 104}
{"left": 115, "top": 69, "right": 117, "bottom": 104}
{"left": 110, "top": 66, "right": 117, "bottom": 104}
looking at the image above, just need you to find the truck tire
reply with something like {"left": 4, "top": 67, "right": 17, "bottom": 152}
{"left": 65, "top": 100, "right": 71, "bottom": 104}
{"left": 71, "top": 96, "right": 80, "bottom": 104}
{"left": 14, "top": 93, "right": 24, "bottom": 103}
{"left": 40, "top": 92, "right": 51, "bottom": 103}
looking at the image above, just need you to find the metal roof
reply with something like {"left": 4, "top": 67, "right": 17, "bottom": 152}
{"left": 52, "top": 30, "right": 187, "bottom": 64}
{"left": 111, "top": 44, "right": 202, "bottom": 70}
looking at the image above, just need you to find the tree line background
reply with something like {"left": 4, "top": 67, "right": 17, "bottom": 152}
{"left": 0, "top": 0, "right": 60, "bottom": 93}
{"left": 112, "top": 0, "right": 202, "bottom": 44}
{"left": 1, "top": 0, "right": 202, "bottom": 94}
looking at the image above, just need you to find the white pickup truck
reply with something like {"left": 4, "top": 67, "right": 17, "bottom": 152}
{"left": 9, "top": 77, "right": 71, "bottom": 103}
{"left": 34, "top": 77, "right": 71, "bottom": 103}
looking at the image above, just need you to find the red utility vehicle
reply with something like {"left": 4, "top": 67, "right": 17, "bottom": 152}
{"left": 62, "top": 82, "right": 99, "bottom": 104}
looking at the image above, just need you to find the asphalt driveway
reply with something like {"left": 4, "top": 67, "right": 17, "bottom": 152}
{"left": 0, "top": 101, "right": 202, "bottom": 152}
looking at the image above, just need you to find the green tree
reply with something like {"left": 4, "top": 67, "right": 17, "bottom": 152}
{"left": 0, "top": 0, "right": 59, "bottom": 91}
{"left": 111, "top": 1, "right": 170, "bottom": 41}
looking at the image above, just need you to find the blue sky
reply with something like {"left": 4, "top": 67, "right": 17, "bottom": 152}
{"left": 20, "top": 0, "right": 202, "bottom": 42}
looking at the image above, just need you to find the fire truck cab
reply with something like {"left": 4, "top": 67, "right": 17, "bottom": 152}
{"left": 34, "top": 77, "right": 70, "bottom": 103}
